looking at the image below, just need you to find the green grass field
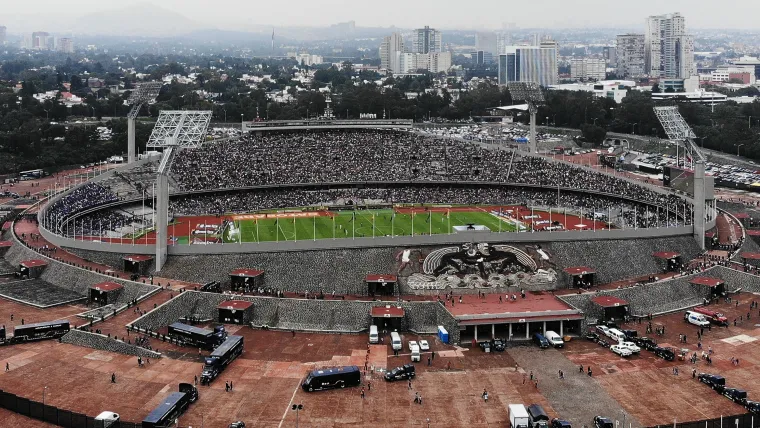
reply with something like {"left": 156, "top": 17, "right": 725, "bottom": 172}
{"left": 223, "top": 209, "right": 521, "bottom": 243}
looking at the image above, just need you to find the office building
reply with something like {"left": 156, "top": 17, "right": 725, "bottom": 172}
{"left": 570, "top": 58, "right": 606, "bottom": 81}
{"left": 412, "top": 26, "right": 441, "bottom": 54}
{"left": 393, "top": 51, "right": 451, "bottom": 74}
{"left": 498, "top": 45, "right": 558, "bottom": 86}
{"left": 645, "top": 12, "right": 694, "bottom": 78}
{"left": 732, "top": 56, "right": 760, "bottom": 80}
{"left": 379, "top": 32, "right": 404, "bottom": 72}
{"left": 496, "top": 33, "right": 511, "bottom": 55}
{"left": 471, "top": 50, "right": 494, "bottom": 65}
{"left": 31, "top": 31, "right": 52, "bottom": 50}
{"left": 603, "top": 46, "right": 617, "bottom": 65}
{"left": 0, "top": 26, "right": 6, "bottom": 45}
{"left": 58, "top": 37, "right": 74, "bottom": 54}
{"left": 476, "top": 32, "right": 498, "bottom": 55}
{"left": 616, "top": 34, "right": 646, "bottom": 77}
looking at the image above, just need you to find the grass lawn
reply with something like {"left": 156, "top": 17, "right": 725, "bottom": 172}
{"left": 223, "top": 208, "right": 519, "bottom": 243}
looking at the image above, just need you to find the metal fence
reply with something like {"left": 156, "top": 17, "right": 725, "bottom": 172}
{"left": 651, "top": 413, "right": 758, "bottom": 428}
{"left": 0, "top": 389, "right": 139, "bottom": 428}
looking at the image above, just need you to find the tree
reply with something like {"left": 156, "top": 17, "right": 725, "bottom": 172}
{"left": 580, "top": 124, "right": 607, "bottom": 146}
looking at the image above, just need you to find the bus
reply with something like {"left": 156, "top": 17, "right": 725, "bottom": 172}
{"left": 167, "top": 322, "right": 227, "bottom": 350}
{"left": 142, "top": 383, "right": 198, "bottom": 428}
{"left": 19, "top": 169, "right": 45, "bottom": 180}
{"left": 11, "top": 320, "right": 70, "bottom": 343}
{"left": 302, "top": 366, "right": 361, "bottom": 392}
{"left": 200, "top": 335, "right": 244, "bottom": 385}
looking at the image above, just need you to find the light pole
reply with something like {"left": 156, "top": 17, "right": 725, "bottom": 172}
{"left": 292, "top": 404, "right": 303, "bottom": 428}
{"left": 737, "top": 144, "right": 745, "bottom": 157}
{"left": 43, "top": 386, "right": 48, "bottom": 406}
{"left": 592, "top": 117, "right": 598, "bottom": 126}
{"left": 631, "top": 123, "right": 638, "bottom": 135}
{"left": 427, "top": 418, "right": 431, "bottom": 428}
{"left": 240, "top": 113, "right": 244, "bottom": 131}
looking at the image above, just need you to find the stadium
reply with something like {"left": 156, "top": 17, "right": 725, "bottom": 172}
{"left": 3, "top": 115, "right": 760, "bottom": 428}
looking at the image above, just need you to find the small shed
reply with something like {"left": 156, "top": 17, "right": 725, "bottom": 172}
{"left": 123, "top": 255, "right": 153, "bottom": 275}
{"left": 0, "top": 241, "right": 12, "bottom": 256}
{"left": 689, "top": 277, "right": 725, "bottom": 297}
{"left": 591, "top": 295, "right": 629, "bottom": 321}
{"left": 370, "top": 305, "right": 405, "bottom": 331}
{"left": 562, "top": 266, "right": 595, "bottom": 288}
{"left": 89, "top": 281, "right": 124, "bottom": 305}
{"left": 229, "top": 268, "right": 264, "bottom": 292}
{"left": 652, "top": 251, "right": 682, "bottom": 271}
{"left": 365, "top": 274, "right": 397, "bottom": 296}
{"left": 19, "top": 259, "right": 48, "bottom": 279}
{"left": 217, "top": 300, "right": 254, "bottom": 325}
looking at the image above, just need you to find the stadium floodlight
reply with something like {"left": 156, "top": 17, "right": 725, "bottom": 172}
{"left": 506, "top": 82, "right": 546, "bottom": 153}
{"left": 653, "top": 106, "right": 704, "bottom": 162}
{"left": 126, "top": 82, "right": 163, "bottom": 164}
{"left": 147, "top": 110, "right": 212, "bottom": 149}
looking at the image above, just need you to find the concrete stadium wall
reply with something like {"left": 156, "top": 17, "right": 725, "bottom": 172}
{"left": 61, "top": 329, "right": 161, "bottom": 359}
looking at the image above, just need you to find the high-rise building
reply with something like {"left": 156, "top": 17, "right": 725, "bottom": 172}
{"left": 496, "top": 33, "right": 511, "bottom": 56}
{"left": 392, "top": 51, "right": 451, "bottom": 74}
{"left": 570, "top": 58, "right": 606, "bottom": 81}
{"left": 498, "top": 45, "right": 558, "bottom": 86}
{"left": 616, "top": 34, "right": 646, "bottom": 77}
{"left": 471, "top": 50, "right": 494, "bottom": 65}
{"left": 0, "top": 26, "right": 7, "bottom": 45}
{"left": 603, "top": 46, "right": 617, "bottom": 65}
{"left": 380, "top": 33, "right": 404, "bottom": 72}
{"left": 645, "top": 12, "right": 694, "bottom": 78}
{"left": 475, "top": 32, "right": 498, "bottom": 56}
{"left": 31, "top": 31, "right": 51, "bottom": 50}
{"left": 58, "top": 37, "right": 74, "bottom": 54}
{"left": 413, "top": 26, "right": 441, "bottom": 54}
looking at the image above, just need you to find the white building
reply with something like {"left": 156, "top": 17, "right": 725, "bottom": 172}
{"left": 498, "top": 44, "right": 558, "bottom": 86}
{"left": 548, "top": 80, "right": 635, "bottom": 104}
{"left": 57, "top": 37, "right": 74, "bottom": 53}
{"left": 379, "top": 33, "right": 404, "bottom": 72}
{"left": 296, "top": 53, "right": 323, "bottom": 66}
{"left": 616, "top": 34, "right": 646, "bottom": 77}
{"left": 645, "top": 12, "right": 694, "bottom": 78}
{"left": 392, "top": 51, "right": 451, "bottom": 74}
{"left": 413, "top": 26, "right": 441, "bottom": 54}
{"left": 570, "top": 58, "right": 606, "bottom": 81}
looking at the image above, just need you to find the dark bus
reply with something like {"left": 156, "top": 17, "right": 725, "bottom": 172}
{"left": 0, "top": 326, "right": 6, "bottom": 345}
{"left": 167, "top": 322, "right": 227, "bottom": 350}
{"left": 302, "top": 365, "right": 361, "bottom": 392}
{"left": 142, "top": 383, "right": 198, "bottom": 428}
{"left": 200, "top": 335, "right": 244, "bottom": 385}
{"left": 11, "top": 320, "right": 70, "bottom": 343}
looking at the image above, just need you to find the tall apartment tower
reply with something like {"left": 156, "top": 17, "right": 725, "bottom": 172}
{"left": 0, "top": 26, "right": 7, "bottom": 45}
{"left": 58, "top": 37, "right": 74, "bottom": 54}
{"left": 380, "top": 33, "right": 404, "bottom": 72}
{"left": 498, "top": 45, "right": 558, "bottom": 86}
{"left": 413, "top": 26, "right": 441, "bottom": 54}
{"left": 645, "top": 12, "right": 694, "bottom": 78}
{"left": 616, "top": 34, "right": 646, "bottom": 77}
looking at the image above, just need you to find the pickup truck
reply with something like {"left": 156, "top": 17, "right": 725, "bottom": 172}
{"left": 633, "top": 337, "right": 657, "bottom": 350}
{"left": 479, "top": 338, "right": 506, "bottom": 352}
{"left": 723, "top": 388, "right": 748, "bottom": 405}
{"left": 384, "top": 364, "right": 416, "bottom": 382}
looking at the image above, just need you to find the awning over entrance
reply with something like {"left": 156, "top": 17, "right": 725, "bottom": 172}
{"left": 217, "top": 300, "right": 254, "bottom": 310}
{"left": 563, "top": 266, "right": 595, "bottom": 276}
{"left": 90, "top": 281, "right": 123, "bottom": 292}
{"left": 370, "top": 306, "right": 404, "bottom": 318}
{"left": 741, "top": 252, "right": 760, "bottom": 261}
{"left": 20, "top": 259, "right": 48, "bottom": 268}
{"left": 652, "top": 251, "right": 680, "bottom": 259}
{"left": 591, "top": 295, "right": 628, "bottom": 308}
{"left": 689, "top": 277, "right": 724, "bottom": 287}
{"left": 230, "top": 268, "right": 264, "bottom": 278}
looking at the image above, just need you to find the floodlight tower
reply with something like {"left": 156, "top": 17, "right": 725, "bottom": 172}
{"left": 654, "top": 106, "right": 708, "bottom": 250}
{"left": 125, "top": 82, "right": 163, "bottom": 164}
{"left": 146, "top": 110, "right": 212, "bottom": 270}
{"left": 507, "top": 82, "right": 546, "bottom": 153}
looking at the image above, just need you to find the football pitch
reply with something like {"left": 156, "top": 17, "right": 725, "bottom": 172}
{"left": 223, "top": 208, "right": 520, "bottom": 243}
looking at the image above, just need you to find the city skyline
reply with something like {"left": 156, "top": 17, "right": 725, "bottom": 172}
{"left": 1, "top": 0, "right": 759, "bottom": 35}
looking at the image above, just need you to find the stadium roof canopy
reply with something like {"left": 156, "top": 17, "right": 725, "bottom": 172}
{"left": 591, "top": 296, "right": 628, "bottom": 308}
{"left": 370, "top": 306, "right": 405, "bottom": 318}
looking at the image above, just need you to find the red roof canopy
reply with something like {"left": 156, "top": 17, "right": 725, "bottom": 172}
{"left": 370, "top": 306, "right": 405, "bottom": 318}
{"left": 1, "top": 222, "right": 11, "bottom": 230}
{"left": 747, "top": 230, "right": 760, "bottom": 237}
{"left": 123, "top": 255, "right": 153, "bottom": 263}
{"left": 591, "top": 295, "right": 628, "bottom": 308}
{"left": 230, "top": 268, "right": 264, "bottom": 277}
{"left": 742, "top": 252, "right": 760, "bottom": 261}
{"left": 459, "top": 313, "right": 585, "bottom": 326}
{"left": 91, "top": 281, "right": 123, "bottom": 292}
{"left": 734, "top": 213, "right": 750, "bottom": 219}
{"left": 20, "top": 259, "right": 48, "bottom": 268}
{"left": 217, "top": 300, "right": 253, "bottom": 310}
{"left": 563, "top": 266, "right": 595, "bottom": 276}
{"left": 704, "top": 232, "right": 716, "bottom": 238}
{"left": 365, "top": 274, "right": 398, "bottom": 283}
{"left": 689, "top": 277, "right": 724, "bottom": 287}
{"left": 0, "top": 241, "right": 12, "bottom": 248}
{"left": 653, "top": 251, "right": 680, "bottom": 259}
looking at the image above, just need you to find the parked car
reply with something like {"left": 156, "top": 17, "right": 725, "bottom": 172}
{"left": 593, "top": 416, "right": 614, "bottom": 428}
{"left": 419, "top": 340, "right": 430, "bottom": 351}
{"left": 617, "top": 341, "right": 641, "bottom": 354}
{"left": 595, "top": 325, "right": 610, "bottom": 337}
{"left": 551, "top": 419, "right": 572, "bottom": 428}
{"left": 621, "top": 329, "right": 638, "bottom": 339}
{"left": 745, "top": 400, "right": 760, "bottom": 414}
{"left": 610, "top": 345, "right": 632, "bottom": 357}
{"left": 229, "top": 422, "right": 246, "bottom": 428}
{"left": 384, "top": 364, "right": 416, "bottom": 382}
{"left": 653, "top": 346, "right": 675, "bottom": 361}
{"left": 684, "top": 311, "right": 711, "bottom": 327}
{"left": 533, "top": 333, "right": 550, "bottom": 349}
{"left": 408, "top": 340, "right": 419, "bottom": 351}
{"left": 585, "top": 330, "right": 600, "bottom": 342}
{"left": 698, "top": 373, "right": 725, "bottom": 392}
{"left": 633, "top": 337, "right": 657, "bottom": 350}
{"left": 723, "top": 388, "right": 748, "bottom": 405}
{"left": 597, "top": 338, "right": 610, "bottom": 348}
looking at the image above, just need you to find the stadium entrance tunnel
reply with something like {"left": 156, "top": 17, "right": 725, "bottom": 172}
{"left": 370, "top": 305, "right": 404, "bottom": 331}
{"left": 652, "top": 251, "right": 683, "bottom": 272}
{"left": 123, "top": 255, "right": 153, "bottom": 276}
{"left": 89, "top": 281, "right": 123, "bottom": 305}
{"left": 459, "top": 317, "right": 583, "bottom": 343}
{"left": 366, "top": 274, "right": 397, "bottom": 296}
{"left": 217, "top": 300, "right": 253, "bottom": 325}
{"left": 562, "top": 266, "right": 595, "bottom": 288}
{"left": 591, "top": 296, "right": 629, "bottom": 322}
{"left": 18, "top": 259, "right": 47, "bottom": 279}
{"left": 689, "top": 277, "right": 725, "bottom": 298}
{"left": 229, "top": 269, "right": 264, "bottom": 292}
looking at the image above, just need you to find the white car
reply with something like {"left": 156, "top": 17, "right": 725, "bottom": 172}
{"left": 610, "top": 345, "right": 632, "bottom": 358}
{"left": 408, "top": 340, "right": 419, "bottom": 351}
{"left": 617, "top": 341, "right": 641, "bottom": 354}
{"left": 418, "top": 340, "right": 430, "bottom": 351}
{"left": 596, "top": 325, "right": 610, "bottom": 336}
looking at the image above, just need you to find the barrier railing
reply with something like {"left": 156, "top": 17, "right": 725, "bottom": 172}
{"left": 650, "top": 413, "right": 757, "bottom": 428}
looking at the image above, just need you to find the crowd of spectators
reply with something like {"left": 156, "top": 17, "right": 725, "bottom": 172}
{"left": 70, "top": 211, "right": 133, "bottom": 237}
{"left": 44, "top": 183, "right": 118, "bottom": 235}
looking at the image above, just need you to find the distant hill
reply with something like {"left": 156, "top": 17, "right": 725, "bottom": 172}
{"left": 71, "top": 3, "right": 207, "bottom": 37}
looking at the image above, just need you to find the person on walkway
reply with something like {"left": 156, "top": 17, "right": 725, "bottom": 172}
{"left": 483, "top": 389, "right": 489, "bottom": 402}
{"left": 111, "top": 373, "right": 116, "bottom": 383}
{"left": 5, "top": 362, "right": 9, "bottom": 372}
{"left": 360, "top": 387, "right": 365, "bottom": 399}
{"left": 225, "top": 382, "right": 230, "bottom": 392}
{"left": 408, "top": 379, "right": 412, "bottom": 390}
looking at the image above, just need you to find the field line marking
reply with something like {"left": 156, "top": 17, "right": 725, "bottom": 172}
{"left": 278, "top": 378, "right": 303, "bottom": 428}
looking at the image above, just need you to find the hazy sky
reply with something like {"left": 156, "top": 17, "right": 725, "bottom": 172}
{"left": 4, "top": 0, "right": 759, "bottom": 31}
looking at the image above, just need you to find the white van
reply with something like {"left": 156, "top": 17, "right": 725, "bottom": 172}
{"left": 390, "top": 332, "right": 402, "bottom": 351}
{"left": 369, "top": 325, "right": 379, "bottom": 344}
{"left": 410, "top": 344, "right": 421, "bottom": 362}
{"left": 685, "top": 311, "right": 710, "bottom": 327}
{"left": 544, "top": 331, "right": 564, "bottom": 348}
{"left": 607, "top": 328, "right": 627, "bottom": 342}
{"left": 95, "top": 411, "right": 120, "bottom": 428}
